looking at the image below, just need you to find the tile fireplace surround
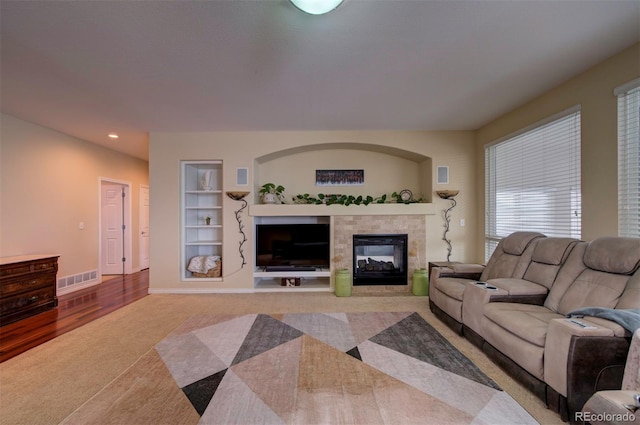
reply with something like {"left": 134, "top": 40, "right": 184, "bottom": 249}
{"left": 333, "top": 215, "right": 427, "bottom": 295}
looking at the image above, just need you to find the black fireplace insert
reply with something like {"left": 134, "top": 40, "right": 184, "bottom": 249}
{"left": 352, "top": 234, "right": 408, "bottom": 285}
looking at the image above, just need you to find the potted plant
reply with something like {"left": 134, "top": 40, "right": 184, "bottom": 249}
{"left": 259, "top": 183, "right": 285, "bottom": 204}
{"left": 332, "top": 255, "right": 351, "bottom": 297}
{"left": 409, "top": 240, "right": 428, "bottom": 296}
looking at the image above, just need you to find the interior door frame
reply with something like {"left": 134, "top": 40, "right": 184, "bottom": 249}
{"left": 139, "top": 184, "right": 150, "bottom": 270}
{"left": 99, "top": 177, "right": 133, "bottom": 276}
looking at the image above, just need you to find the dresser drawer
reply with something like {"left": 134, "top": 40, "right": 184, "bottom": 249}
{"left": 0, "top": 263, "right": 32, "bottom": 277}
{"left": 0, "top": 258, "right": 58, "bottom": 278}
{"left": 0, "top": 286, "right": 57, "bottom": 319}
{"left": 0, "top": 273, "right": 55, "bottom": 297}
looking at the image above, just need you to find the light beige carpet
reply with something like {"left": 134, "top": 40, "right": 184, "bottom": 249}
{"left": 0, "top": 293, "right": 566, "bottom": 425}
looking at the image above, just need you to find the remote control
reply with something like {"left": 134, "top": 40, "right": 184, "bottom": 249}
{"left": 566, "top": 319, "right": 596, "bottom": 328}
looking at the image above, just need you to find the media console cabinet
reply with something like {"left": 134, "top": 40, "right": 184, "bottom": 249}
{"left": 0, "top": 254, "right": 59, "bottom": 325}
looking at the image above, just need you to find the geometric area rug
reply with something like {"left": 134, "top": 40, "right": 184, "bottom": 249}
{"left": 153, "top": 312, "right": 539, "bottom": 425}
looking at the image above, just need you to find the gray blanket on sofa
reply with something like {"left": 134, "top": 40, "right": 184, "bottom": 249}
{"left": 567, "top": 307, "right": 640, "bottom": 333}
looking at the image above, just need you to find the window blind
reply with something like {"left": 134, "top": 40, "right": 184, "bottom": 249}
{"left": 617, "top": 79, "right": 640, "bottom": 237}
{"left": 485, "top": 109, "right": 581, "bottom": 260}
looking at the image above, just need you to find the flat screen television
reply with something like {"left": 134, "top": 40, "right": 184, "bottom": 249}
{"left": 256, "top": 224, "right": 330, "bottom": 271}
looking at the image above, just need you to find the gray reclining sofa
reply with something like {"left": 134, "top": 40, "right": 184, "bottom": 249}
{"left": 429, "top": 233, "right": 640, "bottom": 423}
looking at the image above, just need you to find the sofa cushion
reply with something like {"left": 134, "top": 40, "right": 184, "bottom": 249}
{"left": 617, "top": 272, "right": 640, "bottom": 310}
{"left": 557, "top": 270, "right": 630, "bottom": 315}
{"left": 503, "top": 231, "right": 546, "bottom": 256}
{"left": 531, "top": 237, "right": 578, "bottom": 266}
{"left": 584, "top": 237, "right": 640, "bottom": 275}
{"left": 518, "top": 238, "right": 579, "bottom": 290}
{"left": 483, "top": 303, "right": 562, "bottom": 347}
{"left": 434, "top": 278, "right": 467, "bottom": 301}
{"left": 482, "top": 303, "right": 561, "bottom": 379}
{"left": 481, "top": 232, "right": 544, "bottom": 281}
{"left": 544, "top": 242, "right": 589, "bottom": 312}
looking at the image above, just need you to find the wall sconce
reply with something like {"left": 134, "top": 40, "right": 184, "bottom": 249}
{"left": 436, "top": 190, "right": 459, "bottom": 262}
{"left": 226, "top": 191, "right": 250, "bottom": 268}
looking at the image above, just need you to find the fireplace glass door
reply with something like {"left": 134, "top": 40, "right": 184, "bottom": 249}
{"left": 353, "top": 234, "right": 408, "bottom": 285}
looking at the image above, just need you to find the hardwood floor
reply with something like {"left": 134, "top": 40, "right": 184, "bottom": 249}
{"left": 0, "top": 269, "right": 149, "bottom": 363}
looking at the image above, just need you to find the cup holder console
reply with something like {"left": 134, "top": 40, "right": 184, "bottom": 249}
{"left": 475, "top": 281, "right": 498, "bottom": 290}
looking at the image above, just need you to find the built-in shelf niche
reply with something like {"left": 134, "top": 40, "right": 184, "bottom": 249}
{"left": 253, "top": 143, "right": 433, "bottom": 205}
{"left": 181, "top": 160, "right": 223, "bottom": 281}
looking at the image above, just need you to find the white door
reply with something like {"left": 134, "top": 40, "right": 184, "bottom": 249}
{"left": 139, "top": 185, "right": 150, "bottom": 270}
{"left": 102, "top": 184, "right": 124, "bottom": 274}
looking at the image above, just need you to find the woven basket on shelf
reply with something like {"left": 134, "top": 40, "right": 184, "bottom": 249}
{"left": 191, "top": 261, "right": 221, "bottom": 278}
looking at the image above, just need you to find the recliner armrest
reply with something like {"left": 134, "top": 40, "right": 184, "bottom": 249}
{"left": 566, "top": 336, "right": 630, "bottom": 423}
{"left": 450, "top": 263, "right": 486, "bottom": 274}
{"left": 544, "top": 318, "right": 630, "bottom": 423}
{"left": 430, "top": 264, "right": 483, "bottom": 281}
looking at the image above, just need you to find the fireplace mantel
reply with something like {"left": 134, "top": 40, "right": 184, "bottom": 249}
{"left": 249, "top": 203, "right": 435, "bottom": 217}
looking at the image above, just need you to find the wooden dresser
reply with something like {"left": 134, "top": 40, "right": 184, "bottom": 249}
{"left": 1, "top": 255, "right": 59, "bottom": 326}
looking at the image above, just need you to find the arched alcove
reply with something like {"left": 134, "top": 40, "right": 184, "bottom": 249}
{"left": 254, "top": 143, "right": 433, "bottom": 203}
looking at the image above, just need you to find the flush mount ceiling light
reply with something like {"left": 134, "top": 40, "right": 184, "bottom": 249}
{"left": 108, "top": 133, "right": 119, "bottom": 139}
{"left": 289, "top": 0, "right": 344, "bottom": 15}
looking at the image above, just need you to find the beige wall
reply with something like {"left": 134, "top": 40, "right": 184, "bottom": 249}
{"left": 7, "top": 44, "right": 636, "bottom": 293}
{"left": 0, "top": 114, "right": 149, "bottom": 281}
{"left": 475, "top": 43, "right": 640, "bottom": 260}
{"left": 149, "top": 131, "right": 476, "bottom": 291}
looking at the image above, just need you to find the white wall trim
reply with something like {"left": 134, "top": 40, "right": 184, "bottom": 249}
{"left": 614, "top": 77, "right": 640, "bottom": 96}
{"left": 148, "top": 288, "right": 256, "bottom": 294}
{"left": 139, "top": 184, "right": 150, "bottom": 270}
{"left": 484, "top": 104, "right": 581, "bottom": 148}
{"left": 147, "top": 287, "right": 330, "bottom": 294}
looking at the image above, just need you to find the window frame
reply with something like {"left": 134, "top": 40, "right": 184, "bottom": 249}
{"left": 616, "top": 78, "right": 640, "bottom": 238}
{"left": 484, "top": 106, "right": 582, "bottom": 260}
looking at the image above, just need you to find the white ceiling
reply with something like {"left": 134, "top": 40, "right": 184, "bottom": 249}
{"left": 2, "top": 0, "right": 639, "bottom": 161}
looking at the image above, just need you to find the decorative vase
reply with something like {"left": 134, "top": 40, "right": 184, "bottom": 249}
{"left": 334, "top": 269, "right": 352, "bottom": 297}
{"left": 200, "top": 170, "right": 213, "bottom": 191}
{"left": 205, "top": 217, "right": 211, "bottom": 225}
{"left": 412, "top": 269, "right": 429, "bottom": 296}
{"left": 262, "top": 192, "right": 278, "bottom": 204}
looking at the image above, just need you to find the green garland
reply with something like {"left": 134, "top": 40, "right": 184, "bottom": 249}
{"left": 292, "top": 192, "right": 422, "bottom": 205}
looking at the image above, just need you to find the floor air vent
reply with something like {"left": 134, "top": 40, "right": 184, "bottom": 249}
{"left": 57, "top": 269, "right": 99, "bottom": 291}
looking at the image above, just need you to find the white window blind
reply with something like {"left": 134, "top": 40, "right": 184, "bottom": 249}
{"left": 485, "top": 108, "right": 581, "bottom": 260}
{"left": 617, "top": 79, "right": 640, "bottom": 237}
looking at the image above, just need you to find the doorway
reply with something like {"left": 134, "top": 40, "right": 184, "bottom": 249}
{"left": 100, "top": 178, "right": 133, "bottom": 276}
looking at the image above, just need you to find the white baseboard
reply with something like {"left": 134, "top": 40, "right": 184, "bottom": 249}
{"left": 148, "top": 288, "right": 255, "bottom": 294}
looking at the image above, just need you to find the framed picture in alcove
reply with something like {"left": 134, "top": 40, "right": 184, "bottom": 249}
{"left": 316, "top": 169, "right": 364, "bottom": 186}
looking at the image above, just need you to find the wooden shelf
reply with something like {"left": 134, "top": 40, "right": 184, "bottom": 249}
{"left": 254, "top": 277, "right": 332, "bottom": 292}
{"left": 253, "top": 268, "right": 331, "bottom": 292}
{"left": 249, "top": 203, "right": 435, "bottom": 217}
{"left": 254, "top": 269, "right": 331, "bottom": 278}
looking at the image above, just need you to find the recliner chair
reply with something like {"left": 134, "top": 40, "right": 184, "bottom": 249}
{"left": 429, "top": 231, "right": 545, "bottom": 333}
{"left": 581, "top": 328, "right": 640, "bottom": 425}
